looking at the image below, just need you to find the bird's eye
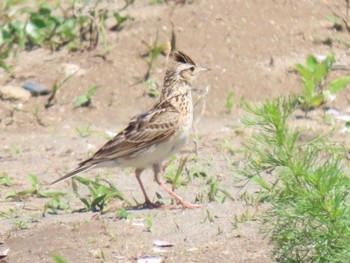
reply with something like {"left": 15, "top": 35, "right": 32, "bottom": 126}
{"left": 189, "top": 66, "right": 195, "bottom": 72}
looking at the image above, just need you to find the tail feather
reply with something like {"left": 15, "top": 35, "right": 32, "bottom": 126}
{"left": 50, "top": 164, "right": 97, "bottom": 186}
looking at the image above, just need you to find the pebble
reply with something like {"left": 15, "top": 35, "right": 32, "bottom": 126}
{"left": 22, "top": 80, "right": 50, "bottom": 96}
{"left": 0, "top": 85, "right": 31, "bottom": 102}
{"left": 137, "top": 256, "right": 165, "bottom": 263}
{"left": 60, "top": 63, "right": 86, "bottom": 77}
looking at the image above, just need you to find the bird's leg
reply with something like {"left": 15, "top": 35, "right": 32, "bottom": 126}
{"left": 135, "top": 168, "right": 159, "bottom": 208}
{"left": 152, "top": 163, "right": 201, "bottom": 209}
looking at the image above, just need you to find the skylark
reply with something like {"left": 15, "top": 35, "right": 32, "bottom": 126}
{"left": 51, "top": 50, "right": 208, "bottom": 208}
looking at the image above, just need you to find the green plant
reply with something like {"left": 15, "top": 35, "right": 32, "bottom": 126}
{"left": 238, "top": 96, "right": 350, "bottom": 262}
{"left": 73, "top": 85, "right": 98, "bottom": 107}
{"left": 52, "top": 254, "right": 70, "bottom": 263}
{"left": 111, "top": 12, "right": 129, "bottom": 31}
{"left": 149, "top": 0, "right": 165, "bottom": 4}
{"left": 145, "top": 214, "right": 155, "bottom": 233}
{"left": 46, "top": 71, "right": 77, "bottom": 108}
{"left": 225, "top": 89, "right": 234, "bottom": 113}
{"left": 295, "top": 54, "right": 350, "bottom": 111}
{"left": 34, "top": 104, "right": 45, "bottom": 126}
{"left": 141, "top": 33, "right": 167, "bottom": 93}
{"left": 164, "top": 156, "right": 188, "bottom": 190}
{"left": 75, "top": 124, "right": 93, "bottom": 138}
{"left": 43, "top": 196, "right": 70, "bottom": 215}
{"left": 72, "top": 176, "right": 128, "bottom": 213}
{"left": 1, "top": 4, "right": 83, "bottom": 52}
{"left": 9, "top": 144, "right": 21, "bottom": 155}
{"left": 0, "top": 1, "right": 131, "bottom": 71}
{"left": 206, "top": 176, "right": 232, "bottom": 204}
{"left": 0, "top": 208, "right": 15, "bottom": 219}
{"left": 5, "top": 174, "right": 66, "bottom": 201}
{"left": 325, "top": 14, "right": 343, "bottom": 31}
{"left": 145, "top": 76, "right": 160, "bottom": 97}
{"left": 14, "top": 219, "right": 28, "bottom": 230}
{"left": 204, "top": 209, "right": 214, "bottom": 223}
{"left": 0, "top": 172, "right": 13, "bottom": 186}
{"left": 231, "top": 210, "right": 256, "bottom": 229}
{"left": 116, "top": 207, "right": 130, "bottom": 219}
{"left": 238, "top": 190, "right": 266, "bottom": 206}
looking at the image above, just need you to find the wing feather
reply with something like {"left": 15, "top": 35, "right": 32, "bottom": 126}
{"left": 78, "top": 107, "right": 180, "bottom": 166}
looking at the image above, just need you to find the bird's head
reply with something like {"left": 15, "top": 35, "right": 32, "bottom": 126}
{"left": 164, "top": 50, "right": 209, "bottom": 86}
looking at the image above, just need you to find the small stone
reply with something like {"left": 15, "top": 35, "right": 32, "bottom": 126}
{"left": 60, "top": 63, "right": 86, "bottom": 77}
{"left": 0, "top": 85, "right": 31, "bottom": 102}
{"left": 153, "top": 240, "right": 174, "bottom": 247}
{"left": 22, "top": 80, "right": 50, "bottom": 96}
{"left": 0, "top": 247, "right": 10, "bottom": 259}
{"left": 137, "top": 256, "right": 165, "bottom": 263}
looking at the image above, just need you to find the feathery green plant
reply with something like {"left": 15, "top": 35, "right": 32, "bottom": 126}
{"left": 238, "top": 96, "right": 350, "bottom": 262}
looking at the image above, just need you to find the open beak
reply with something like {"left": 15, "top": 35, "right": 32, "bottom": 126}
{"left": 197, "top": 66, "right": 210, "bottom": 73}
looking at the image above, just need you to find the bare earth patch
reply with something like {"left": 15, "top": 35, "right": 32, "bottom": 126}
{"left": 1, "top": 0, "right": 350, "bottom": 262}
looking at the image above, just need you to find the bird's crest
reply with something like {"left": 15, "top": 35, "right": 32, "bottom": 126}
{"left": 171, "top": 51, "right": 196, "bottom": 66}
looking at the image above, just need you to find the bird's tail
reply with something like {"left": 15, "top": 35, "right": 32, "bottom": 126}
{"left": 50, "top": 164, "right": 97, "bottom": 186}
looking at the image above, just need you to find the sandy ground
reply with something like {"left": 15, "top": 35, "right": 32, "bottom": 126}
{"left": 1, "top": 0, "right": 350, "bottom": 262}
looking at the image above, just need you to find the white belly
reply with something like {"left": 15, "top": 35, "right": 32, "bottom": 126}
{"left": 115, "top": 131, "right": 188, "bottom": 169}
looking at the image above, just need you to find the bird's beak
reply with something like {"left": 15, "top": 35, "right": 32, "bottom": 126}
{"left": 197, "top": 66, "right": 210, "bottom": 73}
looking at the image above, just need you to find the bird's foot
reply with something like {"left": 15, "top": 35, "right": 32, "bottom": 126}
{"left": 141, "top": 200, "right": 201, "bottom": 209}
{"left": 142, "top": 200, "right": 164, "bottom": 209}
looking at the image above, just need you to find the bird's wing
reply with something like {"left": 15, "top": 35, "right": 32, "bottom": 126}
{"left": 79, "top": 106, "right": 181, "bottom": 166}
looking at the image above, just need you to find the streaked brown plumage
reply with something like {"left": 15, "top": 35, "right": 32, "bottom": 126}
{"left": 51, "top": 50, "right": 208, "bottom": 208}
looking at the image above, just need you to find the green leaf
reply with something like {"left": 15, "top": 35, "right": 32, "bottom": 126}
{"left": 310, "top": 94, "right": 325, "bottom": 107}
{"left": 329, "top": 76, "right": 350, "bottom": 94}
{"left": 38, "top": 7, "right": 52, "bottom": 17}
{"left": 73, "top": 176, "right": 93, "bottom": 185}
{"left": 56, "top": 19, "right": 77, "bottom": 41}
{"left": 52, "top": 254, "right": 70, "bottom": 263}
{"left": 87, "top": 86, "right": 98, "bottom": 99}
{"left": 325, "top": 15, "right": 341, "bottom": 24}
{"left": 0, "top": 59, "right": 11, "bottom": 72}
{"left": 9, "top": 20, "right": 24, "bottom": 33}
{"left": 28, "top": 174, "right": 40, "bottom": 188}
{"left": 313, "top": 62, "right": 328, "bottom": 85}
{"left": 72, "top": 179, "right": 79, "bottom": 194}
{"left": 151, "top": 46, "right": 164, "bottom": 61}
{"left": 38, "top": 190, "right": 67, "bottom": 198}
{"left": 0, "top": 173, "right": 13, "bottom": 186}
{"left": 25, "top": 21, "right": 45, "bottom": 44}
{"left": 91, "top": 194, "right": 107, "bottom": 209}
{"left": 295, "top": 64, "right": 311, "bottom": 80}
{"left": 73, "top": 95, "right": 89, "bottom": 107}
{"left": 112, "top": 12, "right": 129, "bottom": 31}
{"left": 345, "top": 121, "right": 350, "bottom": 129}
{"left": 87, "top": 184, "right": 98, "bottom": 199}
{"left": 4, "top": 191, "right": 18, "bottom": 200}
{"left": 28, "top": 17, "right": 47, "bottom": 29}
{"left": 251, "top": 176, "right": 272, "bottom": 191}
{"left": 306, "top": 55, "right": 318, "bottom": 71}
{"left": 325, "top": 54, "right": 335, "bottom": 68}
{"left": 79, "top": 197, "right": 90, "bottom": 210}
{"left": 0, "top": 28, "right": 12, "bottom": 45}
{"left": 303, "top": 78, "right": 315, "bottom": 102}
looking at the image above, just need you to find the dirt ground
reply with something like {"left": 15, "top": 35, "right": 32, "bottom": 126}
{"left": 1, "top": 0, "right": 350, "bottom": 262}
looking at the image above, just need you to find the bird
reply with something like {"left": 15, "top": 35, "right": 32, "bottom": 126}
{"left": 51, "top": 50, "right": 209, "bottom": 208}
